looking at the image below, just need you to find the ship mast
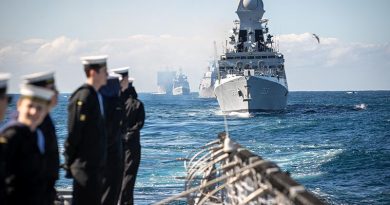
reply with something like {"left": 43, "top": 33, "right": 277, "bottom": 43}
{"left": 229, "top": 0, "right": 275, "bottom": 53}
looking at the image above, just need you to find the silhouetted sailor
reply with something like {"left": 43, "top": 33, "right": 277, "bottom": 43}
{"left": 1, "top": 84, "right": 54, "bottom": 205}
{"left": 100, "top": 67, "right": 129, "bottom": 205}
{"left": 64, "top": 55, "right": 108, "bottom": 205}
{"left": 22, "top": 71, "right": 59, "bottom": 205}
{"left": 120, "top": 78, "right": 145, "bottom": 205}
{"left": 0, "top": 73, "right": 11, "bottom": 205}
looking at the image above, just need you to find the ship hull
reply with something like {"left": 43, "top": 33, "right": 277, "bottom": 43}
{"left": 173, "top": 86, "right": 190, "bottom": 95}
{"left": 199, "top": 86, "right": 215, "bottom": 98}
{"left": 214, "top": 75, "right": 288, "bottom": 113}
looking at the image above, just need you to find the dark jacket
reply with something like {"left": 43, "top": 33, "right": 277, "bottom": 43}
{"left": 100, "top": 79, "right": 125, "bottom": 205}
{"left": 38, "top": 114, "right": 59, "bottom": 204}
{"left": 100, "top": 78, "right": 123, "bottom": 155}
{"left": 2, "top": 122, "right": 47, "bottom": 205}
{"left": 122, "top": 87, "right": 145, "bottom": 144}
{"left": 64, "top": 84, "right": 107, "bottom": 170}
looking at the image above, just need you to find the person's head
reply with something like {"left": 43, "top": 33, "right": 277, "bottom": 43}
{"left": 127, "top": 80, "right": 138, "bottom": 99}
{"left": 22, "top": 71, "right": 58, "bottom": 111}
{"left": 81, "top": 55, "right": 108, "bottom": 90}
{"left": 110, "top": 67, "right": 129, "bottom": 92}
{"left": 17, "top": 85, "right": 54, "bottom": 131}
{"left": 0, "top": 73, "right": 11, "bottom": 121}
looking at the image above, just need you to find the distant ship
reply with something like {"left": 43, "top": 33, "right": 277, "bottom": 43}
{"left": 199, "top": 63, "right": 217, "bottom": 98}
{"left": 156, "top": 71, "right": 176, "bottom": 95}
{"left": 172, "top": 70, "right": 190, "bottom": 95}
{"left": 199, "top": 42, "right": 218, "bottom": 98}
{"left": 215, "top": 0, "right": 288, "bottom": 113}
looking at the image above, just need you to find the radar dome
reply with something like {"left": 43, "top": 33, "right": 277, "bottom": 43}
{"left": 243, "top": 0, "right": 258, "bottom": 10}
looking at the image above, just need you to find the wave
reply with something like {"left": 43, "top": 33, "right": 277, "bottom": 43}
{"left": 353, "top": 103, "right": 367, "bottom": 111}
{"left": 214, "top": 110, "right": 253, "bottom": 118}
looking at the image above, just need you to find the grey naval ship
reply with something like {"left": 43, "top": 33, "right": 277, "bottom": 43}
{"left": 199, "top": 63, "right": 217, "bottom": 98}
{"left": 215, "top": 0, "right": 288, "bottom": 113}
{"left": 172, "top": 70, "right": 190, "bottom": 95}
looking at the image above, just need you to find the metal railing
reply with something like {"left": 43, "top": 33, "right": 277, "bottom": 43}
{"left": 155, "top": 132, "right": 326, "bottom": 205}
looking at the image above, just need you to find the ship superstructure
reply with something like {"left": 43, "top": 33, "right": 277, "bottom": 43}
{"left": 215, "top": 0, "right": 288, "bottom": 112}
{"left": 199, "top": 63, "right": 217, "bottom": 98}
{"left": 172, "top": 70, "right": 190, "bottom": 95}
{"left": 199, "top": 42, "right": 218, "bottom": 98}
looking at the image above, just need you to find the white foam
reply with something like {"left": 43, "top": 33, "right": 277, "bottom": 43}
{"left": 228, "top": 112, "right": 252, "bottom": 118}
{"left": 214, "top": 110, "right": 253, "bottom": 118}
{"left": 354, "top": 103, "right": 367, "bottom": 110}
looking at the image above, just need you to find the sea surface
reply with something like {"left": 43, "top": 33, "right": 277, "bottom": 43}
{"left": 3, "top": 91, "right": 390, "bottom": 204}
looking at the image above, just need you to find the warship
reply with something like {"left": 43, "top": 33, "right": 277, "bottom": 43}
{"left": 172, "top": 70, "right": 190, "bottom": 95}
{"left": 215, "top": 0, "right": 288, "bottom": 113}
{"left": 199, "top": 42, "right": 218, "bottom": 98}
{"left": 198, "top": 63, "right": 217, "bottom": 98}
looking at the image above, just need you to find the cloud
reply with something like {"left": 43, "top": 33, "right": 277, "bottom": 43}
{"left": 276, "top": 33, "right": 390, "bottom": 90}
{"left": 0, "top": 35, "right": 215, "bottom": 93}
{"left": 0, "top": 33, "right": 389, "bottom": 93}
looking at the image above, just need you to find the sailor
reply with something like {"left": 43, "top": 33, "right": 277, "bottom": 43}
{"left": 22, "top": 71, "right": 60, "bottom": 205}
{"left": 1, "top": 84, "right": 54, "bottom": 205}
{"left": 99, "top": 68, "right": 129, "bottom": 205}
{"left": 64, "top": 55, "right": 108, "bottom": 205}
{"left": 0, "top": 73, "right": 11, "bottom": 205}
{"left": 119, "top": 77, "right": 145, "bottom": 205}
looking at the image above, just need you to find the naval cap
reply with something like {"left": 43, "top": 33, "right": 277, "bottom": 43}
{"left": 0, "top": 73, "right": 10, "bottom": 90}
{"left": 20, "top": 84, "right": 54, "bottom": 101}
{"left": 110, "top": 67, "right": 129, "bottom": 77}
{"left": 22, "top": 71, "right": 55, "bottom": 88}
{"left": 108, "top": 73, "right": 122, "bottom": 80}
{"left": 81, "top": 55, "right": 108, "bottom": 65}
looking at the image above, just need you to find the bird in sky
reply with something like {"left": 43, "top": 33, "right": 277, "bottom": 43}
{"left": 312, "top": 33, "right": 320, "bottom": 44}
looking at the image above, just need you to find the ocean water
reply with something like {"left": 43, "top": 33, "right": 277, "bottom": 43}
{"left": 3, "top": 91, "right": 390, "bottom": 204}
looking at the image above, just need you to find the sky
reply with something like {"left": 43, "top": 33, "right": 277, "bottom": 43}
{"left": 0, "top": 0, "right": 389, "bottom": 93}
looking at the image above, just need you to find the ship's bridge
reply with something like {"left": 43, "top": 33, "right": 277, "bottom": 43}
{"left": 218, "top": 51, "right": 286, "bottom": 81}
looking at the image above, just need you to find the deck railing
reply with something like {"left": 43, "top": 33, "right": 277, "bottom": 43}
{"left": 155, "top": 132, "right": 326, "bottom": 205}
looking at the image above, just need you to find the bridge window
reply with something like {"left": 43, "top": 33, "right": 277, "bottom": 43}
{"left": 239, "top": 30, "right": 248, "bottom": 42}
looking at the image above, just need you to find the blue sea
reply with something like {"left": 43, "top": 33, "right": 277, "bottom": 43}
{"left": 3, "top": 91, "right": 390, "bottom": 204}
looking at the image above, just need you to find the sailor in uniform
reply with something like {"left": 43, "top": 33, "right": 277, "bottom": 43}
{"left": 64, "top": 55, "right": 108, "bottom": 205}
{"left": 100, "top": 67, "right": 129, "bottom": 205}
{"left": 0, "top": 73, "right": 11, "bottom": 205}
{"left": 1, "top": 84, "right": 54, "bottom": 205}
{"left": 22, "top": 71, "right": 59, "bottom": 205}
{"left": 119, "top": 77, "right": 145, "bottom": 205}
